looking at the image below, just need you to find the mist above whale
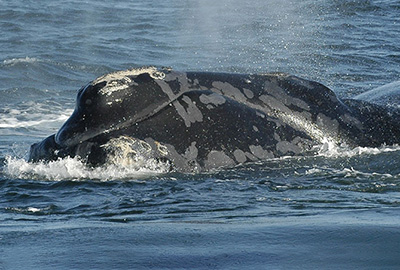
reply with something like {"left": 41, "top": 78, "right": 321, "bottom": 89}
{"left": 29, "top": 67, "right": 400, "bottom": 172}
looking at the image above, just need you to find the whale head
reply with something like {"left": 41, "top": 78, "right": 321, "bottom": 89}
{"left": 55, "top": 67, "right": 174, "bottom": 147}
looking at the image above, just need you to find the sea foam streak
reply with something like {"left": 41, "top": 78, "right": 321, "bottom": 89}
{"left": 2, "top": 56, "right": 40, "bottom": 66}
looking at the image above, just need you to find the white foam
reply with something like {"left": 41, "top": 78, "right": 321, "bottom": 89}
{"left": 3, "top": 57, "right": 40, "bottom": 66}
{"left": 314, "top": 137, "right": 400, "bottom": 158}
{"left": 4, "top": 156, "right": 170, "bottom": 181}
{"left": 5, "top": 206, "right": 49, "bottom": 214}
{"left": 305, "top": 166, "right": 396, "bottom": 180}
{"left": 0, "top": 111, "right": 72, "bottom": 129}
{"left": 0, "top": 101, "right": 73, "bottom": 132}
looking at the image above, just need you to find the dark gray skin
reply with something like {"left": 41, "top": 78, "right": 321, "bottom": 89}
{"left": 29, "top": 67, "right": 400, "bottom": 172}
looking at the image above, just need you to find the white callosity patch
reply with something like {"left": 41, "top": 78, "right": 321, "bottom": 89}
{"left": 94, "top": 66, "right": 163, "bottom": 84}
{"left": 94, "top": 66, "right": 166, "bottom": 96}
{"left": 5, "top": 206, "right": 52, "bottom": 214}
{"left": 155, "top": 141, "right": 169, "bottom": 156}
{"left": 99, "top": 76, "right": 132, "bottom": 97}
{"left": 100, "top": 136, "right": 169, "bottom": 169}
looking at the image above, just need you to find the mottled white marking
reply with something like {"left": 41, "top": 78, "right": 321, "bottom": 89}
{"left": 243, "top": 88, "right": 254, "bottom": 99}
{"left": 212, "top": 81, "right": 247, "bottom": 102}
{"left": 233, "top": 149, "right": 247, "bottom": 163}
{"left": 173, "top": 96, "right": 203, "bottom": 127}
{"left": 253, "top": 125, "right": 259, "bottom": 132}
{"left": 154, "top": 79, "right": 176, "bottom": 100}
{"left": 184, "top": 141, "right": 198, "bottom": 160}
{"left": 244, "top": 152, "right": 258, "bottom": 161}
{"left": 199, "top": 93, "right": 226, "bottom": 106}
{"left": 205, "top": 150, "right": 235, "bottom": 169}
{"left": 164, "top": 71, "right": 191, "bottom": 94}
{"left": 263, "top": 81, "right": 310, "bottom": 111}
{"left": 276, "top": 141, "right": 302, "bottom": 154}
{"left": 249, "top": 145, "right": 274, "bottom": 159}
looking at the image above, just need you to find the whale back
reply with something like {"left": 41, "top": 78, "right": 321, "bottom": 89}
{"left": 354, "top": 81, "right": 400, "bottom": 108}
{"left": 56, "top": 67, "right": 389, "bottom": 150}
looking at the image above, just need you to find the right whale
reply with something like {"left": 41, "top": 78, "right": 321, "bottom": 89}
{"left": 28, "top": 67, "right": 400, "bottom": 172}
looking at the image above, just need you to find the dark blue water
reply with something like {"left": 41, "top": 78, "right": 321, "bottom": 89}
{"left": 1, "top": 0, "right": 400, "bottom": 269}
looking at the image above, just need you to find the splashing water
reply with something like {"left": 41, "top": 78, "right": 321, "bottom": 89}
{"left": 4, "top": 155, "right": 171, "bottom": 181}
{"left": 316, "top": 138, "right": 400, "bottom": 158}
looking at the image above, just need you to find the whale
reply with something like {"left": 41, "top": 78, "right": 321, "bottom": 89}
{"left": 354, "top": 81, "right": 400, "bottom": 108}
{"left": 29, "top": 67, "right": 400, "bottom": 172}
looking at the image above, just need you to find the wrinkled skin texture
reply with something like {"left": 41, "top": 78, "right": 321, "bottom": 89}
{"left": 29, "top": 67, "right": 400, "bottom": 172}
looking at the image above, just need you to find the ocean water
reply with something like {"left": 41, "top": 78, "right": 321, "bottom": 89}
{"left": 1, "top": 0, "right": 400, "bottom": 269}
